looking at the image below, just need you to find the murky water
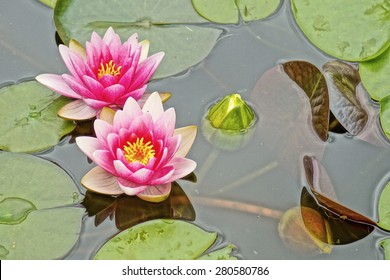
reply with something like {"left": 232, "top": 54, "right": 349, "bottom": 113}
{"left": 1, "top": 0, "right": 389, "bottom": 259}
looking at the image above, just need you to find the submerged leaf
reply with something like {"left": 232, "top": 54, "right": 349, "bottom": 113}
{"left": 378, "top": 181, "right": 390, "bottom": 231}
{"left": 192, "top": 0, "right": 281, "bottom": 23}
{"left": 54, "top": 0, "right": 222, "bottom": 79}
{"left": 301, "top": 187, "right": 375, "bottom": 245}
{"left": 282, "top": 61, "right": 329, "bottom": 141}
{"left": 93, "top": 219, "right": 217, "bottom": 259}
{"left": 83, "top": 182, "right": 195, "bottom": 230}
{"left": 323, "top": 61, "right": 368, "bottom": 135}
{"left": 0, "top": 152, "right": 84, "bottom": 259}
{"left": 291, "top": 0, "right": 390, "bottom": 61}
{"left": 0, "top": 81, "right": 76, "bottom": 153}
{"left": 360, "top": 47, "right": 390, "bottom": 101}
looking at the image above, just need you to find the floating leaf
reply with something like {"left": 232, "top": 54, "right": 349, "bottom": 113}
{"left": 0, "top": 152, "right": 84, "bottom": 259}
{"left": 197, "top": 244, "right": 237, "bottom": 260}
{"left": 250, "top": 66, "right": 326, "bottom": 175}
{"left": 93, "top": 219, "right": 217, "bottom": 260}
{"left": 301, "top": 187, "right": 374, "bottom": 245}
{"left": 39, "top": 0, "right": 57, "bottom": 8}
{"left": 378, "top": 181, "right": 390, "bottom": 231}
{"left": 54, "top": 0, "right": 222, "bottom": 79}
{"left": 291, "top": 0, "right": 390, "bottom": 61}
{"left": 323, "top": 61, "right": 368, "bottom": 135}
{"left": 282, "top": 61, "right": 329, "bottom": 141}
{"left": 360, "top": 47, "right": 390, "bottom": 101}
{"left": 380, "top": 95, "right": 390, "bottom": 139}
{"left": 0, "top": 81, "right": 76, "bottom": 153}
{"left": 83, "top": 182, "right": 195, "bottom": 230}
{"left": 381, "top": 238, "right": 390, "bottom": 260}
{"left": 192, "top": 0, "right": 281, "bottom": 23}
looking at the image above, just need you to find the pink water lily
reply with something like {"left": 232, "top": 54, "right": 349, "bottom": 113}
{"left": 76, "top": 92, "right": 197, "bottom": 202}
{"left": 36, "top": 27, "right": 164, "bottom": 120}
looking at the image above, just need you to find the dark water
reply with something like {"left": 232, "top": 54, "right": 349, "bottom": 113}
{"left": 1, "top": 0, "right": 390, "bottom": 259}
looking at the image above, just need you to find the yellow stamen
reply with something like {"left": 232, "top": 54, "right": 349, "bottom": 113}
{"left": 97, "top": 60, "right": 122, "bottom": 78}
{"left": 123, "top": 138, "right": 155, "bottom": 165}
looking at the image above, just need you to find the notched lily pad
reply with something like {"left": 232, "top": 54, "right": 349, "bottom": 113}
{"left": 282, "top": 61, "right": 329, "bottom": 141}
{"left": 54, "top": 0, "right": 222, "bottom": 79}
{"left": 291, "top": 0, "right": 390, "bottom": 61}
{"left": 323, "top": 61, "right": 368, "bottom": 135}
{"left": 198, "top": 244, "right": 237, "bottom": 260}
{"left": 0, "top": 80, "right": 76, "bottom": 153}
{"left": 0, "top": 152, "right": 84, "bottom": 259}
{"left": 93, "top": 219, "right": 219, "bottom": 260}
{"left": 192, "top": 0, "right": 281, "bottom": 23}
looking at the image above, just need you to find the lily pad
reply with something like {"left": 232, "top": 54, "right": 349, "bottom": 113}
{"left": 323, "top": 61, "right": 368, "bottom": 135}
{"left": 93, "top": 219, "right": 218, "bottom": 259}
{"left": 381, "top": 238, "right": 390, "bottom": 260}
{"left": 0, "top": 152, "right": 84, "bottom": 259}
{"left": 0, "top": 81, "right": 76, "bottom": 153}
{"left": 291, "top": 0, "right": 390, "bottom": 61}
{"left": 282, "top": 61, "right": 329, "bottom": 141}
{"left": 54, "top": 0, "right": 222, "bottom": 79}
{"left": 360, "top": 47, "right": 390, "bottom": 101}
{"left": 192, "top": 0, "right": 281, "bottom": 23}
{"left": 39, "top": 0, "right": 57, "bottom": 8}
{"left": 378, "top": 180, "right": 390, "bottom": 230}
{"left": 380, "top": 95, "right": 390, "bottom": 139}
{"left": 197, "top": 244, "right": 237, "bottom": 260}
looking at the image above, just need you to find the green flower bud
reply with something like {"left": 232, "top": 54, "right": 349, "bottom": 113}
{"left": 207, "top": 93, "right": 255, "bottom": 132}
{"left": 202, "top": 94, "right": 256, "bottom": 151}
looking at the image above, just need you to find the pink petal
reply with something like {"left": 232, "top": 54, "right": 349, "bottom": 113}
{"left": 36, "top": 74, "right": 81, "bottom": 99}
{"left": 57, "top": 100, "right": 98, "bottom": 120}
{"left": 94, "top": 119, "right": 114, "bottom": 147}
{"left": 168, "top": 157, "right": 197, "bottom": 182}
{"left": 118, "top": 66, "right": 135, "bottom": 88}
{"left": 112, "top": 110, "right": 132, "bottom": 130}
{"left": 142, "top": 92, "right": 164, "bottom": 121}
{"left": 137, "top": 92, "right": 172, "bottom": 107}
{"left": 149, "top": 165, "right": 175, "bottom": 185}
{"left": 83, "top": 98, "right": 110, "bottom": 109}
{"left": 102, "top": 84, "right": 125, "bottom": 103}
{"left": 131, "top": 52, "right": 164, "bottom": 88}
{"left": 76, "top": 136, "right": 101, "bottom": 160}
{"left": 123, "top": 96, "right": 143, "bottom": 116}
{"left": 102, "top": 27, "right": 117, "bottom": 45}
{"left": 174, "top": 126, "right": 197, "bottom": 157}
{"left": 59, "top": 45, "right": 83, "bottom": 82}
{"left": 62, "top": 74, "right": 96, "bottom": 99}
{"left": 117, "top": 178, "right": 148, "bottom": 195}
{"left": 116, "top": 86, "right": 146, "bottom": 104}
{"left": 137, "top": 183, "right": 171, "bottom": 203}
{"left": 113, "top": 160, "right": 134, "bottom": 179}
{"left": 81, "top": 166, "right": 123, "bottom": 195}
{"left": 98, "top": 74, "right": 118, "bottom": 88}
{"left": 82, "top": 75, "right": 105, "bottom": 95}
{"left": 92, "top": 150, "right": 116, "bottom": 175}
{"left": 114, "top": 160, "right": 154, "bottom": 184}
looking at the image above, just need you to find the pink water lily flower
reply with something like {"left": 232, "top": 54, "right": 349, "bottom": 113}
{"left": 36, "top": 27, "right": 164, "bottom": 120}
{"left": 76, "top": 92, "right": 197, "bottom": 202}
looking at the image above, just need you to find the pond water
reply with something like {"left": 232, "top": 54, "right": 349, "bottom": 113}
{"left": 1, "top": 0, "right": 390, "bottom": 259}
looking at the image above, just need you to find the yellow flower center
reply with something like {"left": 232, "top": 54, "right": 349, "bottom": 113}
{"left": 97, "top": 60, "right": 122, "bottom": 78}
{"left": 123, "top": 138, "right": 155, "bottom": 165}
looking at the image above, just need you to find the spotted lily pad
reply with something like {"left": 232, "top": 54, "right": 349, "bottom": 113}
{"left": 0, "top": 152, "right": 84, "bottom": 259}
{"left": 0, "top": 81, "right": 76, "bottom": 153}
{"left": 54, "top": 0, "right": 222, "bottom": 79}
{"left": 93, "top": 219, "right": 233, "bottom": 260}
{"left": 192, "top": 0, "right": 280, "bottom": 23}
{"left": 291, "top": 0, "right": 390, "bottom": 61}
{"left": 360, "top": 47, "right": 390, "bottom": 101}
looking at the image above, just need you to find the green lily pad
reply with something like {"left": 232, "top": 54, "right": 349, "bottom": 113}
{"left": 381, "top": 238, "right": 390, "bottom": 259}
{"left": 291, "top": 0, "right": 390, "bottom": 61}
{"left": 0, "top": 152, "right": 84, "bottom": 259}
{"left": 380, "top": 95, "right": 390, "bottom": 139}
{"left": 360, "top": 47, "right": 390, "bottom": 101}
{"left": 54, "top": 0, "right": 222, "bottom": 79}
{"left": 197, "top": 244, "right": 237, "bottom": 260}
{"left": 0, "top": 81, "right": 76, "bottom": 153}
{"left": 378, "top": 180, "right": 390, "bottom": 230}
{"left": 39, "top": 0, "right": 57, "bottom": 8}
{"left": 93, "top": 219, "right": 218, "bottom": 259}
{"left": 192, "top": 0, "right": 280, "bottom": 23}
